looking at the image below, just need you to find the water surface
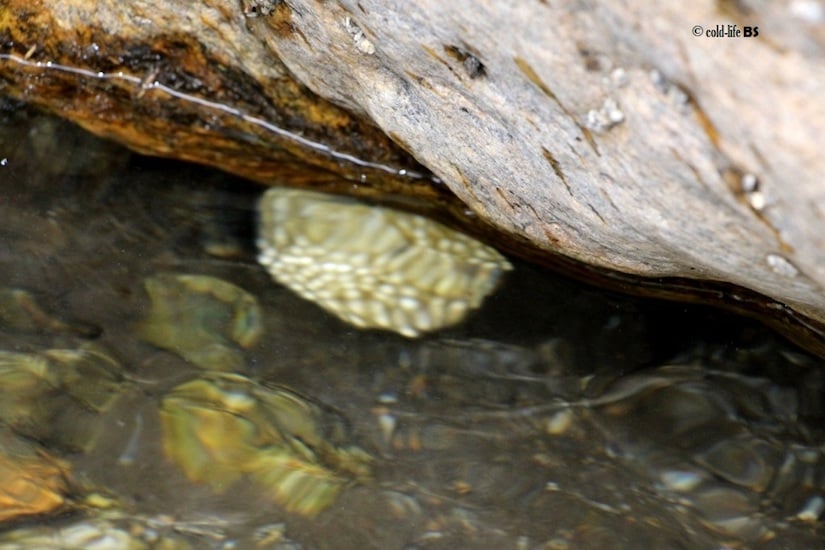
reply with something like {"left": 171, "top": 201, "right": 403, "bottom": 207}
{"left": 0, "top": 101, "right": 823, "bottom": 548}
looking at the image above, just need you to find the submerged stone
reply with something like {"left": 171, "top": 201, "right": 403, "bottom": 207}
{"left": 0, "top": 287, "right": 99, "bottom": 337}
{"left": 137, "top": 273, "right": 263, "bottom": 371}
{"left": 160, "top": 372, "right": 372, "bottom": 517}
{"left": 0, "top": 427, "right": 72, "bottom": 524}
{"left": 0, "top": 345, "right": 126, "bottom": 452}
{"left": 0, "top": 515, "right": 200, "bottom": 550}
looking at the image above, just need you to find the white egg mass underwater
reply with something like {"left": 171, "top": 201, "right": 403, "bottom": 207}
{"left": 256, "top": 187, "right": 512, "bottom": 337}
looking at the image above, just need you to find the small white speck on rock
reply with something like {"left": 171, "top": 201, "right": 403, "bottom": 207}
{"left": 766, "top": 254, "right": 799, "bottom": 278}
{"left": 741, "top": 173, "right": 758, "bottom": 193}
{"left": 343, "top": 16, "right": 375, "bottom": 55}
{"left": 584, "top": 98, "right": 625, "bottom": 132}
{"left": 610, "top": 67, "right": 628, "bottom": 88}
{"left": 790, "top": 0, "right": 825, "bottom": 22}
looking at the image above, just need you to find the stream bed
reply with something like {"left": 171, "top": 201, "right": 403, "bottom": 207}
{"left": 0, "top": 101, "right": 823, "bottom": 548}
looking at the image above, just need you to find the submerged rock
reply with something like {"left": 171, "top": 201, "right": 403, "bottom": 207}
{"left": 160, "top": 372, "right": 373, "bottom": 517}
{"left": 0, "top": 287, "right": 98, "bottom": 337}
{"left": 0, "top": 346, "right": 125, "bottom": 452}
{"left": 0, "top": 515, "right": 202, "bottom": 550}
{"left": 137, "top": 273, "right": 263, "bottom": 371}
{"left": 3, "top": 1, "right": 825, "bottom": 355}
{"left": 0, "top": 428, "right": 72, "bottom": 524}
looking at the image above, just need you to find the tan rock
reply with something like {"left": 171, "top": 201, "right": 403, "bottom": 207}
{"left": 1, "top": 0, "right": 823, "bottom": 353}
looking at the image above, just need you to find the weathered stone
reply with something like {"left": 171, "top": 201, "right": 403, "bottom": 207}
{"left": 1, "top": 1, "right": 824, "bottom": 353}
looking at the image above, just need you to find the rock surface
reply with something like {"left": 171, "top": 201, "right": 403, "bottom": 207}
{"left": 1, "top": 0, "right": 824, "bottom": 351}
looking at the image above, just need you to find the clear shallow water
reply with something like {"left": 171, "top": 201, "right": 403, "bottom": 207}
{"left": 0, "top": 101, "right": 823, "bottom": 548}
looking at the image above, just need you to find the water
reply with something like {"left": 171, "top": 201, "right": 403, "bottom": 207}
{"left": 0, "top": 100, "right": 823, "bottom": 548}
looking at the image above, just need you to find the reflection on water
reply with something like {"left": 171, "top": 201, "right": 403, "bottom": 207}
{"left": 0, "top": 101, "right": 823, "bottom": 548}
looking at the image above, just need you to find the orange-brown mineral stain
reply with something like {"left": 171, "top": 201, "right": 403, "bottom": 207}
{"left": 0, "top": 444, "right": 70, "bottom": 522}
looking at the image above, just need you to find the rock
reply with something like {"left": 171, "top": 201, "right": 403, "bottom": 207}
{"left": 1, "top": 1, "right": 824, "bottom": 354}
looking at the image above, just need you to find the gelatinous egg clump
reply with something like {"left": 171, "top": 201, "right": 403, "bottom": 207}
{"left": 257, "top": 188, "right": 512, "bottom": 337}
